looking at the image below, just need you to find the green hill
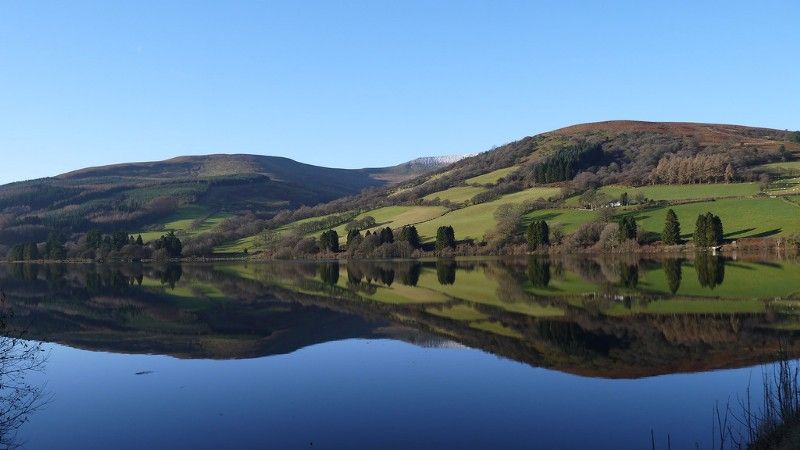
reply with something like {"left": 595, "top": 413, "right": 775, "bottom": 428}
{"left": 0, "top": 153, "right": 451, "bottom": 252}
{"left": 231, "top": 121, "right": 800, "bottom": 255}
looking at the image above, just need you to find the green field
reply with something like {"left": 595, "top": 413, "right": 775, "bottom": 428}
{"left": 564, "top": 183, "right": 760, "bottom": 206}
{"left": 137, "top": 206, "right": 230, "bottom": 243}
{"left": 526, "top": 197, "right": 800, "bottom": 240}
{"left": 465, "top": 166, "right": 518, "bottom": 185}
{"left": 523, "top": 208, "right": 597, "bottom": 233}
{"left": 328, "top": 206, "right": 448, "bottom": 238}
{"left": 632, "top": 197, "right": 800, "bottom": 239}
{"left": 760, "top": 161, "right": 800, "bottom": 176}
{"left": 423, "top": 185, "right": 487, "bottom": 204}
{"left": 415, "top": 186, "right": 562, "bottom": 241}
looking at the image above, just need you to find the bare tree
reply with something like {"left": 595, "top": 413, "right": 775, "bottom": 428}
{"left": 0, "top": 290, "right": 49, "bottom": 449}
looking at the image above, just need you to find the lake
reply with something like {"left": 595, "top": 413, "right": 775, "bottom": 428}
{"left": 0, "top": 256, "right": 799, "bottom": 449}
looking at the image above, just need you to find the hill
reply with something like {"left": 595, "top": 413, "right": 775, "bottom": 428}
{"left": 229, "top": 121, "right": 800, "bottom": 257}
{"left": 0, "top": 153, "right": 451, "bottom": 252}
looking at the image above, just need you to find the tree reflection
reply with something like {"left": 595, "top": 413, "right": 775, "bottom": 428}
{"left": 526, "top": 257, "right": 551, "bottom": 288}
{"left": 663, "top": 258, "right": 683, "bottom": 294}
{"left": 0, "top": 290, "right": 49, "bottom": 449}
{"left": 319, "top": 262, "right": 339, "bottom": 286}
{"left": 618, "top": 264, "right": 639, "bottom": 288}
{"left": 695, "top": 253, "right": 725, "bottom": 289}
{"left": 436, "top": 260, "right": 456, "bottom": 285}
{"left": 398, "top": 262, "right": 421, "bottom": 287}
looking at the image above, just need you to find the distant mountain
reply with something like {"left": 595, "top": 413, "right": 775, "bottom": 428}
{"left": 0, "top": 153, "right": 450, "bottom": 248}
{"left": 363, "top": 154, "right": 474, "bottom": 183}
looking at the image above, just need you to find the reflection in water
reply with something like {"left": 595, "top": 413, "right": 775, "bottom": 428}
{"left": 319, "top": 262, "right": 339, "bottom": 286}
{"left": 0, "top": 256, "right": 798, "bottom": 380}
{"left": 436, "top": 259, "right": 456, "bottom": 285}
{"left": 399, "top": 262, "right": 420, "bottom": 286}
{"left": 696, "top": 252, "right": 725, "bottom": 289}
{"left": 618, "top": 263, "right": 639, "bottom": 288}
{"left": 0, "top": 291, "right": 48, "bottom": 448}
{"left": 2, "top": 256, "right": 798, "bottom": 449}
{"left": 526, "top": 257, "right": 550, "bottom": 288}
{"left": 663, "top": 258, "right": 683, "bottom": 294}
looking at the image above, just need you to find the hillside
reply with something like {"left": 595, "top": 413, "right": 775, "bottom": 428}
{"left": 0, "top": 153, "right": 450, "bottom": 252}
{"left": 224, "top": 121, "right": 800, "bottom": 256}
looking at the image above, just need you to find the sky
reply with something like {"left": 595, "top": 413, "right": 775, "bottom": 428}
{"left": 0, "top": 1, "right": 798, "bottom": 184}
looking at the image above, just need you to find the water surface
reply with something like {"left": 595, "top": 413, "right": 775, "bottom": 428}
{"left": 1, "top": 256, "right": 799, "bottom": 449}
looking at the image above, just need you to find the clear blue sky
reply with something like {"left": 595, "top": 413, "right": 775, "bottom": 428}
{"left": 1, "top": 1, "right": 798, "bottom": 184}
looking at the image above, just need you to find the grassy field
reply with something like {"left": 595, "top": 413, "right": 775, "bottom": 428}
{"left": 631, "top": 197, "right": 800, "bottom": 239}
{"left": 137, "top": 205, "right": 230, "bottom": 243}
{"left": 328, "top": 205, "right": 448, "bottom": 238}
{"left": 564, "top": 183, "right": 760, "bottom": 206}
{"left": 525, "top": 196, "right": 800, "bottom": 240}
{"left": 760, "top": 161, "right": 800, "bottom": 176}
{"left": 415, "top": 186, "right": 562, "bottom": 241}
{"left": 523, "top": 208, "right": 597, "bottom": 233}
{"left": 423, "top": 185, "right": 487, "bottom": 204}
{"left": 213, "top": 171, "right": 798, "bottom": 253}
{"left": 465, "top": 166, "right": 518, "bottom": 185}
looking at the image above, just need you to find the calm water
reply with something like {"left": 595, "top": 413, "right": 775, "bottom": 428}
{"left": 1, "top": 256, "right": 799, "bottom": 449}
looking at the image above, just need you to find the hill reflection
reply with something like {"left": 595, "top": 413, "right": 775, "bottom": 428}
{"left": 1, "top": 255, "right": 799, "bottom": 378}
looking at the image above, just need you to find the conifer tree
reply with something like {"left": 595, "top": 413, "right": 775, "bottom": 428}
{"left": 662, "top": 209, "right": 681, "bottom": 245}
{"left": 618, "top": 216, "right": 637, "bottom": 241}
{"left": 435, "top": 226, "right": 455, "bottom": 250}
{"left": 399, "top": 226, "right": 421, "bottom": 249}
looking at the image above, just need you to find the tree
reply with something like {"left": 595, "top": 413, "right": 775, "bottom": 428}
{"left": 694, "top": 214, "right": 709, "bottom": 247}
{"left": 694, "top": 212, "right": 723, "bottom": 247}
{"left": 378, "top": 227, "right": 394, "bottom": 245}
{"left": 7, "top": 245, "right": 23, "bottom": 262}
{"left": 136, "top": 235, "right": 144, "bottom": 246}
{"left": 111, "top": 231, "right": 129, "bottom": 251}
{"left": 759, "top": 173, "right": 771, "bottom": 192}
{"left": 398, "top": 226, "right": 421, "bottom": 249}
{"left": 45, "top": 232, "right": 66, "bottom": 260}
{"left": 319, "top": 230, "right": 339, "bottom": 252}
{"left": 435, "top": 226, "right": 455, "bottom": 251}
{"left": 23, "top": 242, "right": 39, "bottom": 260}
{"left": 724, "top": 163, "right": 735, "bottom": 183}
{"left": 346, "top": 229, "right": 362, "bottom": 246}
{"left": 85, "top": 229, "right": 102, "bottom": 250}
{"left": 618, "top": 216, "right": 637, "bottom": 241}
{"left": 155, "top": 231, "right": 182, "bottom": 258}
{"left": 661, "top": 209, "right": 681, "bottom": 245}
{"left": 525, "top": 220, "right": 550, "bottom": 250}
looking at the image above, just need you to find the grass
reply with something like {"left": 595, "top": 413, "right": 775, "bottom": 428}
{"left": 415, "top": 186, "right": 562, "bottom": 241}
{"left": 465, "top": 166, "right": 518, "bottom": 185}
{"left": 328, "top": 206, "right": 448, "bottom": 239}
{"left": 214, "top": 235, "right": 258, "bottom": 253}
{"left": 760, "top": 161, "right": 800, "bottom": 176}
{"left": 423, "top": 185, "right": 487, "bottom": 204}
{"left": 564, "top": 183, "right": 760, "bottom": 206}
{"left": 136, "top": 205, "right": 230, "bottom": 243}
{"left": 632, "top": 197, "right": 800, "bottom": 239}
{"left": 525, "top": 197, "right": 800, "bottom": 240}
{"left": 523, "top": 208, "right": 597, "bottom": 233}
